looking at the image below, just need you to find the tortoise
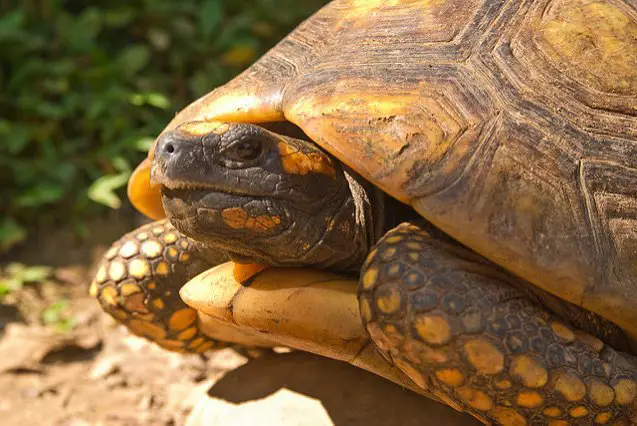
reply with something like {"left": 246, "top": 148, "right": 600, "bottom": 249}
{"left": 91, "top": 0, "right": 637, "bottom": 424}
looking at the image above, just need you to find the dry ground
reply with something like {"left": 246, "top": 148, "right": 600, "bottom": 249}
{"left": 0, "top": 216, "right": 477, "bottom": 426}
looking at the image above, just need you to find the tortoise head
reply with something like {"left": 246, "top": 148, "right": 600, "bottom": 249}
{"left": 149, "top": 121, "right": 375, "bottom": 270}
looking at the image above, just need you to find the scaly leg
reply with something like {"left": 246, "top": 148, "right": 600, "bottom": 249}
{"left": 359, "top": 222, "right": 637, "bottom": 425}
{"left": 91, "top": 219, "right": 229, "bottom": 353}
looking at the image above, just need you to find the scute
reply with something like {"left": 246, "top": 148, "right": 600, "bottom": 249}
{"left": 136, "top": 0, "right": 637, "bottom": 338}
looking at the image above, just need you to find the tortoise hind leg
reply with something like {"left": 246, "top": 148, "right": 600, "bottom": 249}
{"left": 358, "top": 222, "right": 637, "bottom": 425}
{"left": 90, "top": 219, "right": 227, "bottom": 353}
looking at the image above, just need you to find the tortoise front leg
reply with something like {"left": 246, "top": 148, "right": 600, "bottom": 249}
{"left": 90, "top": 219, "right": 230, "bottom": 353}
{"left": 359, "top": 222, "right": 637, "bottom": 425}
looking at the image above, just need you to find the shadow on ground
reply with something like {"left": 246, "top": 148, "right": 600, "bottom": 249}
{"left": 206, "top": 351, "right": 479, "bottom": 426}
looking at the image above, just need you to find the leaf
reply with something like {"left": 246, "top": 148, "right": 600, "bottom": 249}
{"left": 15, "top": 183, "right": 65, "bottom": 207}
{"left": 0, "top": 10, "right": 25, "bottom": 40}
{"left": 21, "top": 266, "right": 52, "bottom": 283}
{"left": 87, "top": 172, "right": 131, "bottom": 209}
{"left": 117, "top": 45, "right": 151, "bottom": 76}
{"left": 134, "top": 136, "right": 155, "bottom": 152}
{"left": 146, "top": 93, "right": 170, "bottom": 109}
{"left": 199, "top": 0, "right": 222, "bottom": 38}
{"left": 221, "top": 45, "right": 257, "bottom": 67}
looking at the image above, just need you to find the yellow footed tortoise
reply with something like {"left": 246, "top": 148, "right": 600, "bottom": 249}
{"left": 92, "top": 0, "right": 637, "bottom": 424}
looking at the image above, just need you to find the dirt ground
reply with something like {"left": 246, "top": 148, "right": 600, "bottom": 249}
{"left": 0, "top": 215, "right": 478, "bottom": 426}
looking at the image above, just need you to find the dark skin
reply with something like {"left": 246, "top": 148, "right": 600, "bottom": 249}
{"left": 144, "top": 121, "right": 637, "bottom": 423}
{"left": 152, "top": 121, "right": 390, "bottom": 271}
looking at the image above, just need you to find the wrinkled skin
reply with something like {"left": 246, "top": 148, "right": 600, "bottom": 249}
{"left": 152, "top": 121, "right": 381, "bottom": 271}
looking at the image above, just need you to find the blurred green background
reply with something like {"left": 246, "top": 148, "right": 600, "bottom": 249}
{"left": 0, "top": 0, "right": 327, "bottom": 253}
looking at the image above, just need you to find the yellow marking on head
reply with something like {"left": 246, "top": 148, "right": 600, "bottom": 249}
{"left": 108, "top": 261, "right": 126, "bottom": 282}
{"left": 147, "top": 281, "right": 157, "bottom": 290}
{"left": 128, "top": 258, "right": 151, "bottom": 279}
{"left": 157, "top": 339, "right": 184, "bottom": 350}
{"left": 359, "top": 298, "right": 373, "bottom": 322}
{"left": 569, "top": 405, "right": 588, "bottom": 418}
{"left": 152, "top": 226, "right": 164, "bottom": 235}
{"left": 510, "top": 354, "right": 548, "bottom": 388}
{"left": 277, "top": 141, "right": 335, "bottom": 177}
{"left": 407, "top": 252, "right": 419, "bottom": 262}
{"left": 550, "top": 321, "right": 575, "bottom": 342}
{"left": 455, "top": 387, "right": 493, "bottom": 411}
{"left": 118, "top": 241, "right": 139, "bottom": 258}
{"left": 128, "top": 319, "right": 166, "bottom": 340}
{"left": 178, "top": 327, "right": 197, "bottom": 341}
{"left": 123, "top": 292, "right": 149, "bottom": 314}
{"left": 141, "top": 240, "right": 163, "bottom": 258}
{"left": 375, "top": 287, "right": 402, "bottom": 314}
{"left": 614, "top": 378, "right": 637, "bottom": 405}
{"left": 180, "top": 121, "right": 230, "bottom": 136}
{"left": 495, "top": 378, "right": 512, "bottom": 390}
{"left": 548, "top": 420, "right": 569, "bottom": 426}
{"left": 95, "top": 266, "right": 107, "bottom": 284}
{"left": 105, "top": 245, "right": 119, "bottom": 260}
{"left": 594, "top": 412, "right": 613, "bottom": 424}
{"left": 179, "top": 252, "right": 191, "bottom": 263}
{"left": 136, "top": 232, "right": 149, "bottom": 241}
{"left": 178, "top": 239, "right": 189, "bottom": 250}
{"left": 491, "top": 407, "right": 527, "bottom": 426}
{"left": 194, "top": 341, "right": 214, "bottom": 353}
{"left": 120, "top": 283, "right": 142, "bottom": 296}
{"left": 435, "top": 368, "right": 465, "bottom": 387}
{"left": 361, "top": 267, "right": 379, "bottom": 290}
{"left": 553, "top": 371, "right": 586, "bottom": 401}
{"left": 590, "top": 379, "right": 614, "bottom": 407}
{"left": 222, "top": 207, "right": 248, "bottom": 229}
{"left": 154, "top": 261, "right": 170, "bottom": 276}
{"left": 394, "top": 358, "right": 426, "bottom": 389}
{"left": 169, "top": 308, "right": 197, "bottom": 331}
{"left": 463, "top": 338, "right": 504, "bottom": 375}
{"left": 188, "top": 337, "right": 205, "bottom": 349}
{"left": 543, "top": 406, "right": 561, "bottom": 417}
{"left": 414, "top": 314, "right": 451, "bottom": 345}
{"left": 516, "top": 390, "right": 543, "bottom": 408}
{"left": 100, "top": 286, "right": 118, "bottom": 306}
{"left": 575, "top": 331, "right": 604, "bottom": 352}
{"left": 163, "top": 232, "right": 178, "bottom": 244}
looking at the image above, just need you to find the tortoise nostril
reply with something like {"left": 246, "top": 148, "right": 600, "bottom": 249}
{"left": 165, "top": 143, "right": 175, "bottom": 154}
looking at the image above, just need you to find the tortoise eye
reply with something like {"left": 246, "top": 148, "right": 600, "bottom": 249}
{"left": 225, "top": 138, "right": 263, "bottom": 162}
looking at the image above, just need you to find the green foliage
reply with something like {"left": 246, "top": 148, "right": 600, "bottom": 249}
{"left": 0, "top": 262, "right": 52, "bottom": 299}
{"left": 42, "top": 299, "right": 76, "bottom": 333}
{"left": 0, "top": 0, "right": 326, "bottom": 250}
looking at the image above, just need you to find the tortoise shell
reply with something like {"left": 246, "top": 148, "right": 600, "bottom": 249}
{"left": 131, "top": 0, "right": 637, "bottom": 337}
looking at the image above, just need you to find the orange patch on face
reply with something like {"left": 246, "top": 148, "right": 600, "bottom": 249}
{"left": 277, "top": 141, "right": 335, "bottom": 177}
{"left": 221, "top": 208, "right": 281, "bottom": 232}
